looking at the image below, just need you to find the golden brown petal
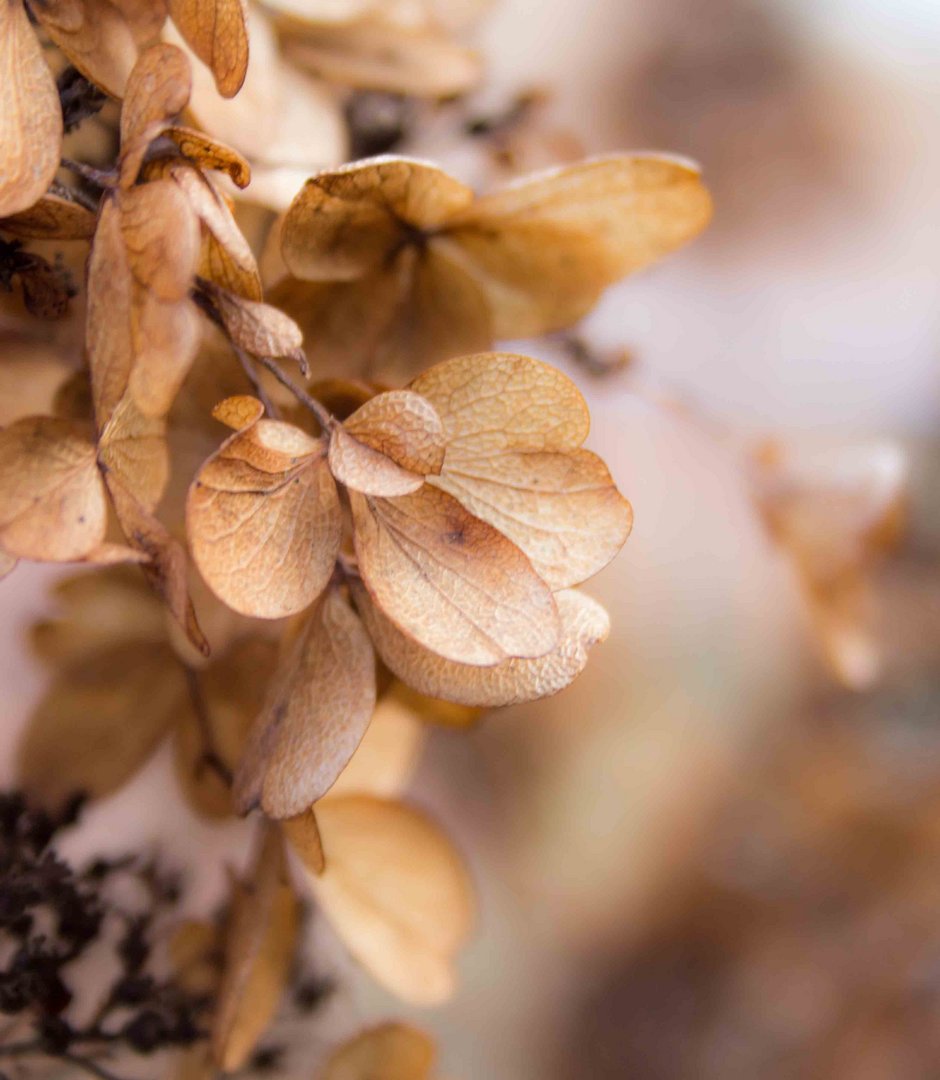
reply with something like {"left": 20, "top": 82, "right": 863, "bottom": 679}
{"left": 119, "top": 42, "right": 192, "bottom": 187}
{"left": 187, "top": 406, "right": 341, "bottom": 618}
{"left": 234, "top": 586, "right": 377, "bottom": 818}
{"left": 168, "top": 0, "right": 249, "bottom": 97}
{"left": 32, "top": 0, "right": 137, "bottom": 99}
{"left": 0, "top": 0, "right": 62, "bottom": 218}
{"left": 0, "top": 416, "right": 107, "bottom": 562}
{"left": 312, "top": 796, "right": 474, "bottom": 1005}
{"left": 353, "top": 581, "right": 610, "bottom": 708}
{"left": 317, "top": 1022, "right": 436, "bottom": 1080}
{"left": 350, "top": 484, "right": 560, "bottom": 666}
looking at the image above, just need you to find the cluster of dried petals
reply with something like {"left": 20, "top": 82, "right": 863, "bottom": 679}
{"left": 270, "top": 153, "right": 713, "bottom": 379}
{"left": 185, "top": 351, "right": 631, "bottom": 820}
{"left": 0, "top": 0, "right": 249, "bottom": 219}
{"left": 753, "top": 437, "right": 908, "bottom": 690}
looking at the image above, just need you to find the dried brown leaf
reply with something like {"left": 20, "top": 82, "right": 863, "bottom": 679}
{"left": 120, "top": 180, "right": 201, "bottom": 300}
{"left": 284, "top": 19, "right": 481, "bottom": 98}
{"left": 353, "top": 580, "right": 610, "bottom": 707}
{"left": 411, "top": 353, "right": 633, "bottom": 588}
{"left": 282, "top": 157, "right": 473, "bottom": 281}
{"left": 0, "top": 0, "right": 62, "bottom": 217}
{"left": 168, "top": 0, "right": 249, "bottom": 98}
{"left": 329, "top": 390, "right": 444, "bottom": 496}
{"left": 312, "top": 795, "right": 474, "bottom": 1005}
{"left": 0, "top": 195, "right": 97, "bottom": 241}
{"left": 164, "top": 125, "right": 252, "bottom": 187}
{"left": 318, "top": 1022, "right": 436, "bottom": 1080}
{"left": 18, "top": 641, "right": 185, "bottom": 812}
{"left": 33, "top": 0, "right": 138, "bottom": 98}
{"left": 0, "top": 416, "right": 107, "bottom": 561}
{"left": 187, "top": 405, "right": 341, "bottom": 618}
{"left": 119, "top": 42, "right": 192, "bottom": 187}
{"left": 443, "top": 154, "right": 713, "bottom": 336}
{"left": 205, "top": 282, "right": 304, "bottom": 360}
{"left": 234, "top": 587, "right": 376, "bottom": 818}
{"left": 98, "top": 395, "right": 170, "bottom": 510}
{"left": 212, "top": 826, "right": 300, "bottom": 1071}
{"left": 350, "top": 484, "right": 559, "bottom": 665}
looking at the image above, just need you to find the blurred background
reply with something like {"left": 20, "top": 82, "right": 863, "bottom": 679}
{"left": 3, "top": 0, "right": 940, "bottom": 1077}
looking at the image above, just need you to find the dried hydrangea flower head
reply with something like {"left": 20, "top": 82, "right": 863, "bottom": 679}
{"left": 271, "top": 153, "right": 712, "bottom": 378}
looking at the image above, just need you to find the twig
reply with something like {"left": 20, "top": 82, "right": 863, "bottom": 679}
{"left": 232, "top": 344, "right": 280, "bottom": 420}
{"left": 60, "top": 158, "right": 115, "bottom": 189}
{"left": 252, "top": 353, "right": 333, "bottom": 431}
{"left": 184, "top": 668, "right": 234, "bottom": 788}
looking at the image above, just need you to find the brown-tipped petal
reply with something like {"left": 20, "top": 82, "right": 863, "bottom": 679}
{"left": 168, "top": 0, "right": 249, "bottom": 97}
{"left": 317, "top": 1022, "right": 436, "bottom": 1080}
{"left": 18, "top": 642, "right": 186, "bottom": 813}
{"left": 187, "top": 415, "right": 340, "bottom": 618}
{"left": 443, "top": 154, "right": 713, "bottom": 337}
{"left": 0, "top": 0, "right": 62, "bottom": 217}
{"left": 311, "top": 796, "right": 474, "bottom": 1005}
{"left": 0, "top": 195, "right": 97, "bottom": 241}
{"left": 350, "top": 484, "right": 559, "bottom": 666}
{"left": 0, "top": 417, "right": 107, "bottom": 562}
{"left": 234, "top": 587, "right": 376, "bottom": 818}
{"left": 212, "top": 826, "right": 300, "bottom": 1071}
{"left": 164, "top": 126, "right": 251, "bottom": 187}
{"left": 281, "top": 156, "right": 473, "bottom": 282}
{"left": 353, "top": 581, "right": 610, "bottom": 708}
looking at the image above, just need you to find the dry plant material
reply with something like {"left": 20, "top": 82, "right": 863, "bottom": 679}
{"left": 754, "top": 438, "right": 908, "bottom": 689}
{"left": 274, "top": 154, "right": 712, "bottom": 377}
{"left": 211, "top": 826, "right": 300, "bottom": 1071}
{"left": 311, "top": 795, "right": 475, "bottom": 1004}
{"left": 168, "top": 0, "right": 250, "bottom": 98}
{"left": 319, "top": 1021, "right": 437, "bottom": 1080}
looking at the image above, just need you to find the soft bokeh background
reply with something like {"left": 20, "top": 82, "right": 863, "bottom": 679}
{"left": 3, "top": 0, "right": 940, "bottom": 1076}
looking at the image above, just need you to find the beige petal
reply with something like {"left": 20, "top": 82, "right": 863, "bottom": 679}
{"left": 205, "top": 283, "right": 304, "bottom": 361}
{"left": 0, "top": 195, "right": 97, "bottom": 241}
{"left": 318, "top": 1022, "right": 436, "bottom": 1080}
{"left": 106, "top": 471, "right": 210, "bottom": 656}
{"left": 0, "top": 0, "right": 62, "bottom": 217}
{"left": 281, "top": 157, "right": 473, "bottom": 281}
{"left": 187, "top": 414, "right": 340, "bottom": 619}
{"left": 212, "top": 827, "right": 300, "bottom": 1071}
{"left": 350, "top": 484, "right": 559, "bottom": 666}
{"left": 0, "top": 416, "right": 107, "bottom": 562}
{"left": 329, "top": 389, "right": 445, "bottom": 496}
{"left": 312, "top": 796, "right": 474, "bottom": 1005}
{"left": 443, "top": 154, "right": 713, "bottom": 336}
{"left": 32, "top": 0, "right": 137, "bottom": 99}
{"left": 18, "top": 642, "right": 186, "bottom": 812}
{"left": 430, "top": 448, "right": 632, "bottom": 589}
{"left": 98, "top": 394, "right": 170, "bottom": 511}
{"left": 119, "top": 42, "right": 192, "bottom": 186}
{"left": 329, "top": 685, "right": 425, "bottom": 799}
{"left": 410, "top": 351, "right": 589, "bottom": 455}
{"left": 283, "top": 19, "right": 481, "bottom": 98}
{"left": 353, "top": 581, "right": 610, "bottom": 707}
{"left": 168, "top": 0, "right": 249, "bottom": 97}
{"left": 234, "top": 587, "right": 376, "bottom": 818}
{"left": 174, "top": 636, "right": 278, "bottom": 818}
{"left": 164, "top": 125, "right": 251, "bottom": 187}
{"left": 120, "top": 180, "right": 201, "bottom": 301}
{"left": 167, "top": 163, "right": 262, "bottom": 299}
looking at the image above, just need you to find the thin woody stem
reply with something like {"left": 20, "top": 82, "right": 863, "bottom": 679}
{"left": 253, "top": 353, "right": 334, "bottom": 431}
{"left": 231, "top": 344, "right": 280, "bottom": 420}
{"left": 59, "top": 158, "right": 116, "bottom": 188}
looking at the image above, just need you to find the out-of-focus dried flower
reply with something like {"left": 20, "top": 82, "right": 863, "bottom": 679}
{"left": 272, "top": 154, "right": 712, "bottom": 378}
{"left": 318, "top": 1021, "right": 437, "bottom": 1080}
{"left": 753, "top": 437, "right": 908, "bottom": 689}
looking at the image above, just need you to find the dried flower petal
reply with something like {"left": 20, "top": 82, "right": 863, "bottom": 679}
{"left": 312, "top": 795, "right": 474, "bottom": 1005}
{"left": 120, "top": 42, "right": 193, "bottom": 187}
{"left": 234, "top": 586, "right": 376, "bottom": 818}
{"left": 168, "top": 0, "right": 249, "bottom": 97}
{"left": 0, "top": 0, "right": 62, "bottom": 217}
{"left": 187, "top": 403, "right": 341, "bottom": 618}
{"left": 350, "top": 483, "right": 560, "bottom": 665}
{"left": 318, "top": 1022, "right": 436, "bottom": 1080}
{"left": 33, "top": 0, "right": 138, "bottom": 98}
{"left": 0, "top": 194, "right": 97, "bottom": 241}
{"left": 353, "top": 580, "right": 610, "bottom": 707}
